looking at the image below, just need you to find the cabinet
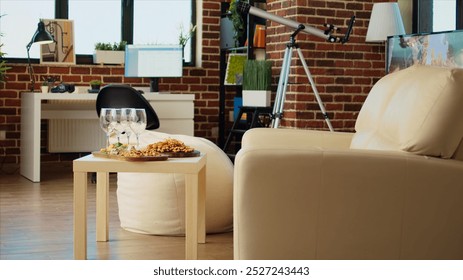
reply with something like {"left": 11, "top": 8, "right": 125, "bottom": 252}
{"left": 218, "top": 0, "right": 267, "bottom": 149}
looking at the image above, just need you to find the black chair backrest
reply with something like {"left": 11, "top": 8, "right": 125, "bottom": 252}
{"left": 96, "top": 84, "right": 160, "bottom": 130}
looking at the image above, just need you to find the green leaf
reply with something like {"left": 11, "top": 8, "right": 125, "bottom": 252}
{"left": 242, "top": 60, "right": 272, "bottom": 90}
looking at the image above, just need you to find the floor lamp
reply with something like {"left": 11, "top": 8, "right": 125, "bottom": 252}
{"left": 26, "top": 20, "right": 54, "bottom": 92}
{"left": 366, "top": 3, "right": 405, "bottom": 73}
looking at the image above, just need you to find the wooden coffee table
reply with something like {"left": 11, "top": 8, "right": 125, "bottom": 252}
{"left": 73, "top": 153, "right": 207, "bottom": 260}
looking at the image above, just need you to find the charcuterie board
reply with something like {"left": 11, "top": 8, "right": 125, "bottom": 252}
{"left": 161, "top": 150, "right": 201, "bottom": 158}
{"left": 92, "top": 151, "right": 168, "bottom": 161}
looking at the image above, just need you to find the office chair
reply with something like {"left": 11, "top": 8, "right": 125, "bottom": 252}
{"left": 96, "top": 84, "right": 160, "bottom": 130}
{"left": 92, "top": 84, "right": 160, "bottom": 183}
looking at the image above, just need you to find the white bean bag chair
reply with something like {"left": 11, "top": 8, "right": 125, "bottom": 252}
{"left": 116, "top": 131, "right": 233, "bottom": 235}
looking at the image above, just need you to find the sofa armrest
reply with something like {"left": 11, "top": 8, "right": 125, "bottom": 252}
{"left": 242, "top": 128, "right": 354, "bottom": 150}
{"left": 234, "top": 146, "right": 463, "bottom": 260}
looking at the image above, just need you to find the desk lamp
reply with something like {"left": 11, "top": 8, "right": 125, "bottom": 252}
{"left": 26, "top": 20, "right": 54, "bottom": 92}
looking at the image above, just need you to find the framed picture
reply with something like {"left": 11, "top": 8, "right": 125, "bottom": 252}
{"left": 224, "top": 53, "right": 247, "bottom": 85}
{"left": 40, "top": 19, "right": 76, "bottom": 64}
{"left": 386, "top": 30, "right": 463, "bottom": 73}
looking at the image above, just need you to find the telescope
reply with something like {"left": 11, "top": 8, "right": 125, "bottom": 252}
{"left": 237, "top": 1, "right": 355, "bottom": 43}
{"left": 235, "top": 1, "right": 356, "bottom": 130}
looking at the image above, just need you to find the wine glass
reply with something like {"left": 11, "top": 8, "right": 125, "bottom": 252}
{"left": 99, "top": 108, "right": 112, "bottom": 147}
{"left": 129, "top": 108, "right": 147, "bottom": 149}
{"left": 110, "top": 108, "right": 124, "bottom": 144}
{"left": 120, "top": 108, "right": 133, "bottom": 146}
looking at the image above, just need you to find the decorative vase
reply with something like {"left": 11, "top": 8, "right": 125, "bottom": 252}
{"left": 242, "top": 90, "right": 271, "bottom": 107}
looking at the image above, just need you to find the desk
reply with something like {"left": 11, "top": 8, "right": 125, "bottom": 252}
{"left": 20, "top": 92, "right": 194, "bottom": 182}
{"left": 73, "top": 154, "right": 207, "bottom": 260}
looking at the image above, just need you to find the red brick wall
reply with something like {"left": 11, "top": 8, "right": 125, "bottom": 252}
{"left": 0, "top": 0, "right": 390, "bottom": 165}
{"left": 266, "top": 0, "right": 392, "bottom": 130}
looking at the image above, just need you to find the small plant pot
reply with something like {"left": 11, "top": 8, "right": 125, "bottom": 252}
{"left": 242, "top": 90, "right": 271, "bottom": 107}
{"left": 41, "top": 86, "right": 49, "bottom": 93}
{"left": 93, "top": 50, "right": 125, "bottom": 65}
{"left": 91, "top": 85, "right": 101, "bottom": 91}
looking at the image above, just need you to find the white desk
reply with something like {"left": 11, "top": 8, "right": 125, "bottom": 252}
{"left": 73, "top": 154, "right": 206, "bottom": 260}
{"left": 20, "top": 92, "right": 194, "bottom": 182}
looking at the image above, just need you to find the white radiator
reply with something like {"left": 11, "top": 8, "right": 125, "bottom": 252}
{"left": 48, "top": 119, "right": 106, "bottom": 153}
{"left": 46, "top": 94, "right": 195, "bottom": 153}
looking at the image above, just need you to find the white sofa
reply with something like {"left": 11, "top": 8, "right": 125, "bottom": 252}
{"left": 233, "top": 65, "right": 463, "bottom": 259}
{"left": 117, "top": 131, "right": 233, "bottom": 235}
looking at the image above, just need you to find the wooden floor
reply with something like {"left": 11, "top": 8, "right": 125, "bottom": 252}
{"left": 0, "top": 162, "right": 233, "bottom": 260}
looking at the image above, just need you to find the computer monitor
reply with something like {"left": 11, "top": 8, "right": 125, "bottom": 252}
{"left": 124, "top": 44, "right": 183, "bottom": 92}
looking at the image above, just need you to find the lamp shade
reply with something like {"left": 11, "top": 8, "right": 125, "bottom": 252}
{"left": 30, "top": 21, "right": 54, "bottom": 45}
{"left": 366, "top": 2, "right": 405, "bottom": 42}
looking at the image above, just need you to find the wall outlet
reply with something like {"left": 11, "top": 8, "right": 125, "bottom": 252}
{"left": 0, "top": 131, "right": 6, "bottom": 140}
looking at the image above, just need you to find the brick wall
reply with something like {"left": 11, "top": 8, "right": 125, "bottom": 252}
{"left": 0, "top": 0, "right": 390, "bottom": 165}
{"left": 266, "top": 0, "right": 392, "bottom": 130}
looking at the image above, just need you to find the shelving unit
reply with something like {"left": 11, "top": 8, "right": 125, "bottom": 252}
{"left": 218, "top": 0, "right": 269, "bottom": 153}
{"left": 222, "top": 106, "right": 272, "bottom": 160}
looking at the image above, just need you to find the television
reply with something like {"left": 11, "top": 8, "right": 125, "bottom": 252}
{"left": 124, "top": 44, "right": 183, "bottom": 92}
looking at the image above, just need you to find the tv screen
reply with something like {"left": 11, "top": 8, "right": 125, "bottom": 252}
{"left": 124, "top": 44, "right": 183, "bottom": 77}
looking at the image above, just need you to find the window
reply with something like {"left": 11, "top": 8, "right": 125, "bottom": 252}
{"left": 0, "top": 0, "right": 54, "bottom": 58}
{"left": 69, "top": 0, "right": 121, "bottom": 55}
{"left": 133, "top": 0, "right": 193, "bottom": 62}
{"left": 0, "top": 0, "right": 195, "bottom": 63}
{"left": 432, "top": 0, "right": 457, "bottom": 31}
{"left": 414, "top": 0, "right": 462, "bottom": 33}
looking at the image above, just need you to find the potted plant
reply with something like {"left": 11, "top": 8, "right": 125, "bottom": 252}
{"left": 242, "top": 59, "right": 272, "bottom": 107}
{"left": 179, "top": 23, "right": 197, "bottom": 48}
{"left": 93, "top": 41, "right": 127, "bottom": 65}
{"left": 227, "top": 0, "right": 246, "bottom": 47}
{"left": 40, "top": 76, "right": 57, "bottom": 93}
{"left": 0, "top": 50, "right": 9, "bottom": 84}
{"left": 179, "top": 23, "right": 197, "bottom": 61}
{"left": 89, "top": 79, "right": 102, "bottom": 91}
{"left": 41, "top": 80, "right": 49, "bottom": 93}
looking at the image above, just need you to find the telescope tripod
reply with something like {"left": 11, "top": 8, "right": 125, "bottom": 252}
{"left": 272, "top": 28, "right": 334, "bottom": 131}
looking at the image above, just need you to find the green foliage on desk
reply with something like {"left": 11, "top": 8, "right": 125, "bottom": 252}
{"left": 95, "top": 41, "right": 127, "bottom": 51}
{"left": 90, "top": 79, "right": 102, "bottom": 86}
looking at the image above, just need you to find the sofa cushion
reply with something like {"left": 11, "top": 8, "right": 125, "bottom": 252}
{"left": 351, "top": 65, "right": 463, "bottom": 158}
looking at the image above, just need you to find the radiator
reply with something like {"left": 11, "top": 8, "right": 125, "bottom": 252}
{"left": 48, "top": 119, "right": 106, "bottom": 153}
{"left": 46, "top": 93, "right": 195, "bottom": 153}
